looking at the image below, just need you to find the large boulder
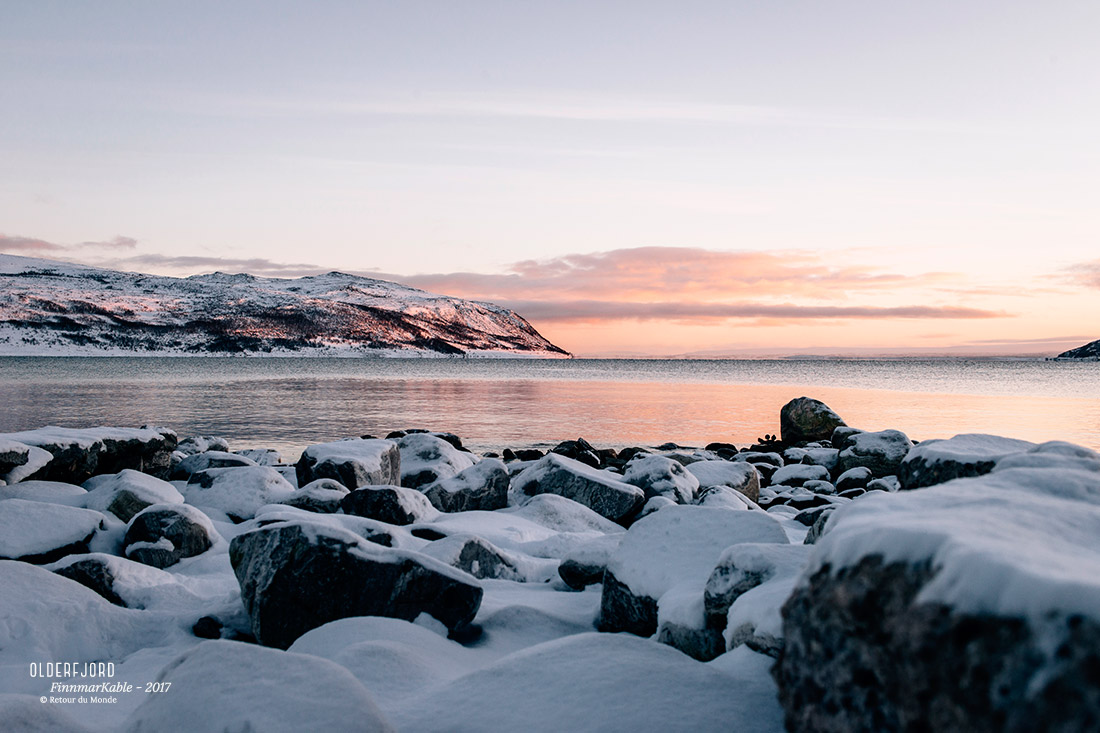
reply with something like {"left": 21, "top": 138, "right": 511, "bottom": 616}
{"left": 0, "top": 499, "right": 105, "bottom": 563}
{"left": 397, "top": 434, "right": 476, "bottom": 489}
{"left": 622, "top": 454, "right": 699, "bottom": 504}
{"left": 122, "top": 504, "right": 218, "bottom": 568}
{"left": 599, "top": 505, "right": 788, "bottom": 639}
{"left": 183, "top": 466, "right": 295, "bottom": 520}
{"left": 421, "top": 458, "right": 510, "bottom": 513}
{"left": 340, "top": 485, "right": 440, "bottom": 526}
{"left": 779, "top": 397, "right": 846, "bottom": 445}
{"left": 898, "top": 433, "right": 1036, "bottom": 489}
{"left": 230, "top": 520, "right": 483, "bottom": 649}
{"left": 0, "top": 426, "right": 177, "bottom": 483}
{"left": 82, "top": 469, "right": 184, "bottom": 522}
{"left": 512, "top": 453, "right": 645, "bottom": 524}
{"left": 123, "top": 640, "right": 393, "bottom": 733}
{"left": 775, "top": 462, "right": 1100, "bottom": 732}
{"left": 837, "top": 429, "right": 913, "bottom": 478}
{"left": 296, "top": 438, "right": 401, "bottom": 489}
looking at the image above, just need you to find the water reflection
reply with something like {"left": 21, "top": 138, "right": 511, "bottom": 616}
{"left": 1, "top": 360, "right": 1096, "bottom": 457}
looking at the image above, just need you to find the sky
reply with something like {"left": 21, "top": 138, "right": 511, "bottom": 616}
{"left": 2, "top": 1, "right": 1098, "bottom": 356}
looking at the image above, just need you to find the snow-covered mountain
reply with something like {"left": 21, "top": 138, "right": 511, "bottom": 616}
{"left": 1055, "top": 339, "right": 1100, "bottom": 361}
{"left": 0, "top": 255, "right": 569, "bottom": 357}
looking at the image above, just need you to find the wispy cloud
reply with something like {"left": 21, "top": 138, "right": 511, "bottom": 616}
{"left": 1061, "top": 259, "right": 1100, "bottom": 289}
{"left": 1, "top": 233, "right": 137, "bottom": 254}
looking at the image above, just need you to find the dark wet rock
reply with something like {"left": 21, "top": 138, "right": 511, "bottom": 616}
{"left": 655, "top": 622, "right": 726, "bottom": 662}
{"left": 830, "top": 426, "right": 864, "bottom": 449}
{"left": 898, "top": 434, "right": 1036, "bottom": 490}
{"left": 513, "top": 449, "right": 545, "bottom": 462}
{"left": 802, "top": 507, "right": 837, "bottom": 544}
{"left": 229, "top": 521, "right": 483, "bottom": 648}
{"left": 0, "top": 499, "right": 104, "bottom": 564}
{"left": 192, "top": 616, "right": 223, "bottom": 639}
{"left": 340, "top": 485, "right": 439, "bottom": 526}
{"left": 512, "top": 453, "right": 645, "bottom": 524}
{"left": 780, "top": 397, "right": 846, "bottom": 445}
{"left": 421, "top": 459, "right": 510, "bottom": 513}
{"left": 551, "top": 437, "right": 602, "bottom": 468}
{"left": 296, "top": 438, "right": 401, "bottom": 490}
{"left": 123, "top": 505, "right": 216, "bottom": 569}
{"left": 837, "top": 429, "right": 913, "bottom": 478}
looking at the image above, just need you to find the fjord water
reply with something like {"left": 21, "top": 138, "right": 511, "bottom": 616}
{"left": 0, "top": 357, "right": 1097, "bottom": 456}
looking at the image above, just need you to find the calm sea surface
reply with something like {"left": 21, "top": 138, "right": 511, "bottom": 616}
{"left": 1, "top": 357, "right": 1098, "bottom": 457}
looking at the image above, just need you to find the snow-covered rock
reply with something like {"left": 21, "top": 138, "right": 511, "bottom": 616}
{"left": 0, "top": 479, "right": 86, "bottom": 505}
{"left": 176, "top": 436, "right": 230, "bottom": 455}
{"left": 686, "top": 460, "right": 760, "bottom": 503}
{"left": 512, "top": 453, "right": 645, "bottom": 524}
{"left": 278, "top": 478, "right": 349, "bottom": 513}
{"left": 123, "top": 640, "right": 393, "bottom": 733}
{"left": 230, "top": 520, "right": 482, "bottom": 648}
{"left": 234, "top": 448, "right": 282, "bottom": 466}
{"left": 837, "top": 429, "right": 913, "bottom": 478}
{"left": 599, "top": 506, "right": 788, "bottom": 638}
{"left": 0, "top": 498, "right": 106, "bottom": 563}
{"left": 835, "top": 466, "right": 873, "bottom": 493}
{"left": 340, "top": 485, "right": 440, "bottom": 526}
{"left": 397, "top": 433, "right": 476, "bottom": 489}
{"left": 779, "top": 397, "right": 846, "bottom": 445}
{"left": 183, "top": 466, "right": 295, "bottom": 520}
{"left": 421, "top": 458, "right": 510, "bottom": 513}
{"left": 171, "top": 450, "right": 257, "bottom": 479}
{"left": 695, "top": 485, "right": 756, "bottom": 510}
{"left": 122, "top": 504, "right": 219, "bottom": 569}
{"left": 0, "top": 438, "right": 34, "bottom": 478}
{"left": 622, "top": 454, "right": 699, "bottom": 504}
{"left": 557, "top": 534, "right": 623, "bottom": 590}
{"left": 0, "top": 443, "right": 53, "bottom": 484}
{"left": 296, "top": 438, "right": 401, "bottom": 489}
{"left": 83, "top": 469, "right": 184, "bottom": 522}
{"left": 771, "top": 463, "right": 830, "bottom": 487}
{"left": 0, "top": 426, "right": 177, "bottom": 483}
{"left": 777, "top": 462, "right": 1100, "bottom": 732}
{"left": 898, "top": 433, "right": 1036, "bottom": 489}
{"left": 419, "top": 534, "right": 525, "bottom": 581}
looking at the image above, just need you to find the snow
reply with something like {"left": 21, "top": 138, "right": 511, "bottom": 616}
{"left": 807, "top": 466, "right": 1100, "bottom": 622}
{"left": 83, "top": 470, "right": 184, "bottom": 515}
{"left": 902, "top": 433, "right": 1036, "bottom": 466}
{"left": 607, "top": 506, "right": 788, "bottom": 601}
{"left": 181, "top": 466, "right": 295, "bottom": 519}
{"left": 122, "top": 640, "right": 393, "bottom": 733}
{"left": 0, "top": 694, "right": 96, "bottom": 733}
{"left": 1, "top": 426, "right": 171, "bottom": 450}
{"left": 0, "top": 499, "right": 105, "bottom": 558}
{"left": 389, "top": 632, "right": 785, "bottom": 733}
{"left": 0, "top": 480, "right": 87, "bottom": 505}
{"left": 396, "top": 433, "right": 476, "bottom": 484}
{"left": 426, "top": 457, "right": 504, "bottom": 494}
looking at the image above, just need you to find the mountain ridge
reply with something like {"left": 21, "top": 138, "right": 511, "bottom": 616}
{"left": 0, "top": 254, "right": 569, "bottom": 358}
{"left": 1055, "top": 339, "right": 1100, "bottom": 361}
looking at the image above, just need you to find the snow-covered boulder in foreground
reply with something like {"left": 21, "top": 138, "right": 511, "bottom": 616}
{"left": 122, "top": 504, "right": 219, "bottom": 569}
{"left": 397, "top": 433, "right": 476, "bottom": 489}
{"left": 421, "top": 458, "right": 510, "bottom": 512}
{"left": 123, "top": 640, "right": 393, "bottom": 733}
{"left": 705, "top": 543, "right": 811, "bottom": 658}
{"left": 0, "top": 499, "right": 105, "bottom": 563}
{"left": 0, "top": 426, "right": 177, "bottom": 483}
{"left": 389, "top": 633, "right": 783, "bottom": 733}
{"left": 83, "top": 469, "right": 184, "bottom": 522}
{"left": 512, "top": 453, "right": 645, "bottom": 524}
{"left": 340, "top": 485, "right": 440, "bottom": 525}
{"left": 686, "top": 460, "right": 760, "bottom": 503}
{"left": 776, "top": 460, "right": 1100, "bottom": 732}
{"left": 183, "top": 466, "right": 294, "bottom": 520}
{"left": 837, "top": 429, "right": 913, "bottom": 478}
{"left": 296, "top": 438, "right": 401, "bottom": 489}
{"left": 599, "top": 505, "right": 788, "bottom": 642}
{"left": 230, "top": 520, "right": 483, "bottom": 648}
{"left": 898, "top": 433, "right": 1036, "bottom": 489}
{"left": 622, "top": 454, "right": 699, "bottom": 504}
{"left": 779, "top": 397, "right": 846, "bottom": 445}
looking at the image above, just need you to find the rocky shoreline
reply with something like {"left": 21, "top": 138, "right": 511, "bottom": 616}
{"left": 2, "top": 396, "right": 1098, "bottom": 731}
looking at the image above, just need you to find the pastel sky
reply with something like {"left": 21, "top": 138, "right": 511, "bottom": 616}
{"left": 2, "top": 1, "right": 1098, "bottom": 356}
